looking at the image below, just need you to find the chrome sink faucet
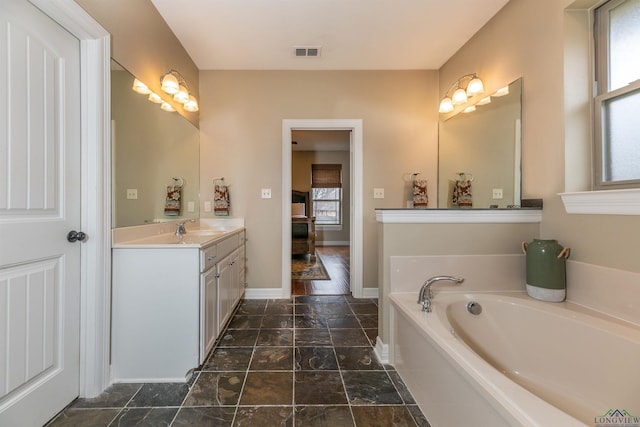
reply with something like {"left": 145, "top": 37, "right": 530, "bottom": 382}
{"left": 418, "top": 275, "right": 465, "bottom": 312}
{"left": 175, "top": 219, "right": 196, "bottom": 236}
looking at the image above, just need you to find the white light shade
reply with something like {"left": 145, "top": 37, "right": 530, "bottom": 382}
{"left": 160, "top": 102, "right": 175, "bottom": 112}
{"left": 463, "top": 105, "right": 476, "bottom": 113}
{"left": 148, "top": 92, "right": 163, "bottom": 103}
{"left": 439, "top": 97, "right": 454, "bottom": 113}
{"left": 477, "top": 96, "right": 492, "bottom": 105}
{"left": 452, "top": 87, "right": 468, "bottom": 104}
{"left": 183, "top": 95, "right": 199, "bottom": 112}
{"left": 161, "top": 73, "right": 180, "bottom": 95}
{"left": 494, "top": 86, "right": 510, "bottom": 97}
{"left": 132, "top": 78, "right": 151, "bottom": 95}
{"left": 466, "top": 77, "right": 484, "bottom": 96}
{"left": 173, "top": 85, "right": 189, "bottom": 103}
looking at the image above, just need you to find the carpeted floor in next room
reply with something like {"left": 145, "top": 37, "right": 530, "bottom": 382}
{"left": 47, "top": 296, "right": 431, "bottom": 426}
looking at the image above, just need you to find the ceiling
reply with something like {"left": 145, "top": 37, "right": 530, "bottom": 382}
{"left": 150, "top": 0, "right": 510, "bottom": 71}
{"left": 292, "top": 130, "right": 350, "bottom": 152}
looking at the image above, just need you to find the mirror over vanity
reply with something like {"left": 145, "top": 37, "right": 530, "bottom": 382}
{"left": 111, "top": 60, "right": 200, "bottom": 228}
{"left": 438, "top": 78, "right": 522, "bottom": 208}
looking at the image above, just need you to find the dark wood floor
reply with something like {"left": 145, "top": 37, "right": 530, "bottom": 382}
{"left": 292, "top": 246, "right": 350, "bottom": 295}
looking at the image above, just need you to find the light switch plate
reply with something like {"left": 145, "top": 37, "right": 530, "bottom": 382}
{"left": 373, "top": 188, "right": 385, "bottom": 199}
{"left": 187, "top": 201, "right": 195, "bottom": 212}
{"left": 204, "top": 201, "right": 212, "bottom": 212}
{"left": 261, "top": 188, "right": 272, "bottom": 199}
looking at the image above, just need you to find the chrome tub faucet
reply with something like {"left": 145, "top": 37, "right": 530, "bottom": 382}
{"left": 418, "top": 275, "right": 465, "bottom": 312}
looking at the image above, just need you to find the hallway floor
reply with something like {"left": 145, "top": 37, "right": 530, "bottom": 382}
{"left": 47, "top": 296, "right": 430, "bottom": 426}
{"left": 292, "top": 246, "right": 351, "bottom": 295}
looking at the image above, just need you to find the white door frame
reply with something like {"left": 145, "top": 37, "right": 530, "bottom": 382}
{"left": 282, "top": 119, "right": 364, "bottom": 298}
{"left": 30, "top": 0, "right": 111, "bottom": 398}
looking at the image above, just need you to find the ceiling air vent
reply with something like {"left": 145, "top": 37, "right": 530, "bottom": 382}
{"left": 294, "top": 46, "right": 321, "bottom": 57}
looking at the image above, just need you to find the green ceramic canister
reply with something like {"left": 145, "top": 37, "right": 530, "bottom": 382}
{"left": 521, "top": 239, "right": 570, "bottom": 302}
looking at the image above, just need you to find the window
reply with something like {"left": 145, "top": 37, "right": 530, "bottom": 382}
{"left": 594, "top": 0, "right": 640, "bottom": 189}
{"left": 311, "top": 164, "right": 342, "bottom": 225}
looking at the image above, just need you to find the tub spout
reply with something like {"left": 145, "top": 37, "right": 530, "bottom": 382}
{"left": 418, "top": 275, "right": 465, "bottom": 312}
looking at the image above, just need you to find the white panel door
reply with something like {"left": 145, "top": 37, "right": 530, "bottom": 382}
{"left": 0, "top": 0, "right": 81, "bottom": 425}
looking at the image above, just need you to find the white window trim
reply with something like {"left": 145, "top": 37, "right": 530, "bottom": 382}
{"left": 559, "top": 188, "right": 640, "bottom": 214}
{"left": 560, "top": 0, "right": 640, "bottom": 215}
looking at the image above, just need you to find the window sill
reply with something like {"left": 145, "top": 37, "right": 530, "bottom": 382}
{"left": 559, "top": 189, "right": 640, "bottom": 215}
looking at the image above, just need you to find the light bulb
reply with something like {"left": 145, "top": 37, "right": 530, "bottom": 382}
{"left": 148, "top": 92, "right": 163, "bottom": 103}
{"left": 132, "top": 78, "right": 151, "bottom": 95}
{"left": 439, "top": 97, "right": 454, "bottom": 113}
{"left": 494, "top": 86, "right": 510, "bottom": 97}
{"left": 184, "top": 95, "right": 199, "bottom": 112}
{"left": 452, "top": 87, "right": 468, "bottom": 104}
{"left": 160, "top": 102, "right": 175, "bottom": 112}
{"left": 466, "top": 77, "right": 484, "bottom": 96}
{"left": 173, "top": 85, "right": 189, "bottom": 104}
{"left": 161, "top": 73, "right": 179, "bottom": 95}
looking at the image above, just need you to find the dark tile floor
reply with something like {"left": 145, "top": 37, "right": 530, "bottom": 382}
{"left": 47, "top": 296, "right": 430, "bottom": 426}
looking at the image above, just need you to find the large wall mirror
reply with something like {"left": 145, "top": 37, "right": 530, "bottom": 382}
{"left": 111, "top": 60, "right": 200, "bottom": 228}
{"left": 438, "top": 78, "right": 522, "bottom": 208}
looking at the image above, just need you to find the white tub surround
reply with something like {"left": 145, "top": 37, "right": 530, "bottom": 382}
{"left": 376, "top": 208, "right": 541, "bottom": 364}
{"left": 390, "top": 292, "right": 640, "bottom": 426}
{"left": 567, "top": 260, "right": 640, "bottom": 327}
{"left": 375, "top": 208, "right": 542, "bottom": 224}
{"left": 111, "top": 218, "right": 245, "bottom": 382}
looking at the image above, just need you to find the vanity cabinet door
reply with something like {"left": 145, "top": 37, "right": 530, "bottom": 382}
{"left": 217, "top": 254, "right": 233, "bottom": 331}
{"left": 200, "top": 266, "right": 218, "bottom": 363}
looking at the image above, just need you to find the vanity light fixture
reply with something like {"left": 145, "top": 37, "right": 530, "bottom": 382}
{"left": 148, "top": 92, "right": 163, "bottom": 103}
{"left": 161, "top": 69, "right": 199, "bottom": 112}
{"left": 160, "top": 101, "right": 176, "bottom": 112}
{"left": 439, "top": 73, "right": 485, "bottom": 114}
{"left": 493, "top": 85, "right": 510, "bottom": 97}
{"left": 132, "top": 78, "right": 151, "bottom": 95}
{"left": 463, "top": 105, "right": 476, "bottom": 113}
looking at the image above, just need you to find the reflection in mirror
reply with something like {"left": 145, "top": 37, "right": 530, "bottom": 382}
{"left": 111, "top": 60, "right": 199, "bottom": 227}
{"left": 438, "top": 78, "right": 522, "bottom": 208}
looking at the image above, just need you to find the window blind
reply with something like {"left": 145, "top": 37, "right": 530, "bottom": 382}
{"left": 311, "top": 164, "right": 342, "bottom": 188}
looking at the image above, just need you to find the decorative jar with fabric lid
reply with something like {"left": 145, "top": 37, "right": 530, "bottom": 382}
{"left": 522, "top": 239, "right": 570, "bottom": 302}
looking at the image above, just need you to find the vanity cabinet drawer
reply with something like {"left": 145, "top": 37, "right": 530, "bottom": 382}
{"left": 201, "top": 244, "right": 218, "bottom": 272}
{"left": 217, "top": 235, "right": 238, "bottom": 260}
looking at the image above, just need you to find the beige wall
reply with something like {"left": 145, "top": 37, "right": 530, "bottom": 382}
{"left": 439, "top": 0, "right": 640, "bottom": 273}
{"left": 75, "top": 0, "right": 200, "bottom": 127}
{"left": 199, "top": 71, "right": 439, "bottom": 289}
{"left": 292, "top": 151, "right": 351, "bottom": 243}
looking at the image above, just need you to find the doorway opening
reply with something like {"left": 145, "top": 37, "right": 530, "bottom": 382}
{"left": 291, "top": 130, "right": 351, "bottom": 295}
{"left": 281, "top": 119, "right": 363, "bottom": 299}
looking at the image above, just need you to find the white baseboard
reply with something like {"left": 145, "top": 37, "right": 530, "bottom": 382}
{"left": 374, "top": 336, "right": 389, "bottom": 364}
{"left": 360, "top": 287, "right": 379, "bottom": 299}
{"left": 316, "top": 241, "right": 350, "bottom": 246}
{"left": 243, "top": 288, "right": 284, "bottom": 299}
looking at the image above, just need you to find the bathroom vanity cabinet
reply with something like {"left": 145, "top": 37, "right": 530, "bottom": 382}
{"left": 111, "top": 228, "right": 245, "bottom": 382}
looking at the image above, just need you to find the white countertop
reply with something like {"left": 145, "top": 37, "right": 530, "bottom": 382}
{"left": 112, "top": 218, "right": 244, "bottom": 249}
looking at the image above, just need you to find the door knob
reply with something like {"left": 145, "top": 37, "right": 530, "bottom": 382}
{"left": 67, "top": 230, "right": 87, "bottom": 243}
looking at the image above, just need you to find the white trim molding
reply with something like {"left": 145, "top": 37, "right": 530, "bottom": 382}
{"left": 361, "top": 287, "right": 379, "bottom": 299}
{"left": 375, "top": 209, "right": 542, "bottom": 224}
{"left": 560, "top": 189, "right": 640, "bottom": 215}
{"left": 374, "top": 337, "right": 389, "bottom": 364}
{"left": 29, "top": 0, "right": 112, "bottom": 399}
{"left": 282, "top": 119, "right": 364, "bottom": 298}
{"left": 244, "top": 288, "right": 287, "bottom": 300}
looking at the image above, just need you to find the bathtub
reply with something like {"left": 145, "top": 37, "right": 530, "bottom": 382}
{"left": 389, "top": 292, "right": 640, "bottom": 427}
